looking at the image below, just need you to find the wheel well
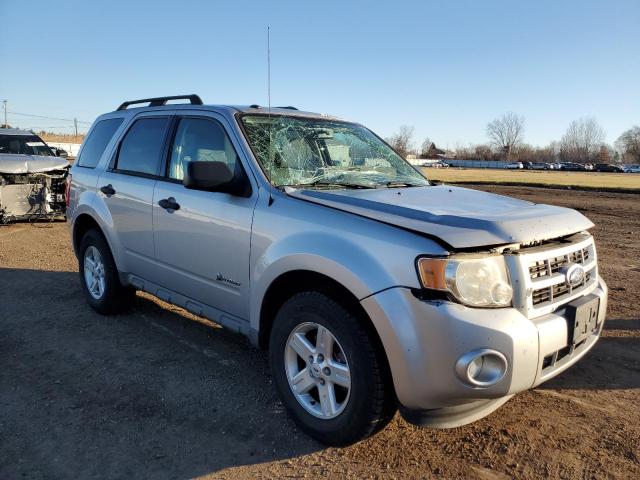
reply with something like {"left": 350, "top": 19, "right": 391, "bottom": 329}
{"left": 259, "top": 270, "right": 394, "bottom": 401}
{"left": 258, "top": 270, "right": 382, "bottom": 353}
{"left": 72, "top": 214, "right": 102, "bottom": 257}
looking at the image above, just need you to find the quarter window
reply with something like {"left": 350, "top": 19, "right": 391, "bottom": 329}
{"left": 168, "top": 118, "right": 239, "bottom": 181}
{"left": 76, "top": 118, "right": 123, "bottom": 168}
{"left": 116, "top": 117, "right": 169, "bottom": 175}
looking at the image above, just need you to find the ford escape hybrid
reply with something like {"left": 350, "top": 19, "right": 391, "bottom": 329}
{"left": 68, "top": 95, "right": 608, "bottom": 446}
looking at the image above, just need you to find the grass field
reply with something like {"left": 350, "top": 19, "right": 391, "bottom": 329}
{"left": 423, "top": 167, "right": 640, "bottom": 191}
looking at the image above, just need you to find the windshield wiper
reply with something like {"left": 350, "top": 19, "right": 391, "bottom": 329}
{"left": 284, "top": 180, "right": 376, "bottom": 190}
{"left": 385, "top": 181, "right": 420, "bottom": 188}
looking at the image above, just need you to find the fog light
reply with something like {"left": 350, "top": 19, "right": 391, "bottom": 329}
{"left": 455, "top": 349, "right": 508, "bottom": 388}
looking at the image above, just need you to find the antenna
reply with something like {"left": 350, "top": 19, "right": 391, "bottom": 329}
{"left": 267, "top": 26, "right": 274, "bottom": 206}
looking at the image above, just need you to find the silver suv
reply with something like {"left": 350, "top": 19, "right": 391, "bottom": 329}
{"left": 68, "top": 95, "right": 608, "bottom": 446}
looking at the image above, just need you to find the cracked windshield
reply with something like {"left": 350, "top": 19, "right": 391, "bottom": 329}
{"left": 241, "top": 115, "right": 429, "bottom": 189}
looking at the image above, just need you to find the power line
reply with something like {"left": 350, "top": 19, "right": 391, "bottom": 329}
{"left": 20, "top": 126, "right": 79, "bottom": 130}
{"left": 7, "top": 110, "right": 92, "bottom": 124}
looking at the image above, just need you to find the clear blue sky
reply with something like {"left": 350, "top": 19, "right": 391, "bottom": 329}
{"left": 1, "top": 0, "right": 638, "bottom": 148}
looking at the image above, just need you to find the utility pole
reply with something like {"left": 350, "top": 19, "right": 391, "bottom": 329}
{"left": 2, "top": 100, "right": 6, "bottom": 128}
{"left": 74, "top": 117, "right": 78, "bottom": 137}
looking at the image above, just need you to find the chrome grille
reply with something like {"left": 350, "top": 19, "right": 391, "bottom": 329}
{"left": 532, "top": 270, "right": 593, "bottom": 306}
{"left": 510, "top": 232, "right": 598, "bottom": 318}
{"left": 528, "top": 247, "right": 590, "bottom": 280}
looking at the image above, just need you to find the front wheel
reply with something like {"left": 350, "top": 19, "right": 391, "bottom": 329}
{"left": 269, "top": 292, "right": 396, "bottom": 446}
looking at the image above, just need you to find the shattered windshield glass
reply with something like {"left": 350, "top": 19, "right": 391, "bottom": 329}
{"left": 240, "top": 115, "right": 429, "bottom": 188}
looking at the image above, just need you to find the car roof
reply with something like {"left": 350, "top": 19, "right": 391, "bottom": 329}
{"left": 100, "top": 102, "right": 345, "bottom": 122}
{"left": 0, "top": 128, "right": 38, "bottom": 136}
{"left": 93, "top": 95, "right": 357, "bottom": 133}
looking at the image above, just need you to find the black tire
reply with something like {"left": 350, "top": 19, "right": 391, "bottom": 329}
{"left": 78, "top": 229, "right": 135, "bottom": 314}
{"left": 269, "top": 291, "right": 396, "bottom": 446}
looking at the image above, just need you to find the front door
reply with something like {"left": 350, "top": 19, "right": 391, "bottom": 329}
{"left": 152, "top": 114, "right": 257, "bottom": 319}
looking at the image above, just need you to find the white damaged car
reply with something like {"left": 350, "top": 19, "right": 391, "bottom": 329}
{"left": 0, "top": 128, "right": 70, "bottom": 223}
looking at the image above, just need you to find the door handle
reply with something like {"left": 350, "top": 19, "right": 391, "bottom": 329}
{"left": 100, "top": 184, "right": 116, "bottom": 196}
{"left": 158, "top": 197, "right": 180, "bottom": 212}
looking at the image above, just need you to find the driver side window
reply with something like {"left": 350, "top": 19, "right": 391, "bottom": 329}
{"left": 168, "top": 118, "right": 239, "bottom": 181}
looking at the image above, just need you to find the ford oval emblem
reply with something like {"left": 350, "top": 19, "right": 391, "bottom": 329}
{"left": 565, "top": 264, "right": 586, "bottom": 287}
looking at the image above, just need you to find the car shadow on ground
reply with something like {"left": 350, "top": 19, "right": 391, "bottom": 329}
{"left": 0, "top": 268, "right": 321, "bottom": 479}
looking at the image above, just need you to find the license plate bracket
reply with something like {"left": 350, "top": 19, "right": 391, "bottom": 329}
{"left": 565, "top": 294, "right": 600, "bottom": 345}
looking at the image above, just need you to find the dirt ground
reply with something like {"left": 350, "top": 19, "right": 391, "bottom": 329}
{"left": 0, "top": 186, "right": 638, "bottom": 480}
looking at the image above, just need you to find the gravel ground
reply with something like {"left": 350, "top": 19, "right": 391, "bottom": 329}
{"left": 0, "top": 186, "right": 638, "bottom": 480}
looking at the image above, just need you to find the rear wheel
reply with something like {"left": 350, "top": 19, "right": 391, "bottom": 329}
{"left": 78, "top": 229, "right": 135, "bottom": 314}
{"left": 269, "top": 291, "right": 396, "bottom": 446}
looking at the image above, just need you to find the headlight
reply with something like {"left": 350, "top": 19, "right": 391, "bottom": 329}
{"left": 416, "top": 255, "right": 512, "bottom": 307}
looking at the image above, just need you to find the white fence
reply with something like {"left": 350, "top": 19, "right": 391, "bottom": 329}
{"left": 47, "top": 142, "right": 82, "bottom": 158}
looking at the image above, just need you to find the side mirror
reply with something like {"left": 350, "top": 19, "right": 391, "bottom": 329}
{"left": 53, "top": 148, "right": 69, "bottom": 159}
{"left": 183, "top": 161, "right": 250, "bottom": 197}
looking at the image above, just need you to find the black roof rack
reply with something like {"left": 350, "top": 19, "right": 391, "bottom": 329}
{"left": 116, "top": 94, "right": 203, "bottom": 111}
{"left": 248, "top": 104, "right": 298, "bottom": 110}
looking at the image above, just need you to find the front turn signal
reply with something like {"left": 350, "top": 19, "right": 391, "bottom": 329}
{"left": 416, "top": 257, "right": 448, "bottom": 290}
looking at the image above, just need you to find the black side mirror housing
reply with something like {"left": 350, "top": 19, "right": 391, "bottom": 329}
{"left": 183, "top": 161, "right": 251, "bottom": 197}
{"left": 52, "top": 147, "right": 69, "bottom": 159}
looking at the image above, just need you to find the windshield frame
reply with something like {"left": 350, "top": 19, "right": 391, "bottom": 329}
{"left": 235, "top": 112, "right": 429, "bottom": 189}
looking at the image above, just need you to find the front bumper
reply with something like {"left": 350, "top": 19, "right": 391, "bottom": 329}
{"left": 360, "top": 276, "right": 608, "bottom": 427}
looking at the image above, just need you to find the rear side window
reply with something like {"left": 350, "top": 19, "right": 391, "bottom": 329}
{"left": 115, "top": 117, "right": 169, "bottom": 176}
{"left": 76, "top": 118, "right": 123, "bottom": 168}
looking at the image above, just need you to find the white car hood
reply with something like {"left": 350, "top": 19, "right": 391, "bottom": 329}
{"left": 0, "top": 154, "right": 70, "bottom": 174}
{"left": 286, "top": 185, "right": 594, "bottom": 249}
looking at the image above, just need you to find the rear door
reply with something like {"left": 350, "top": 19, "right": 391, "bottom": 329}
{"left": 96, "top": 113, "right": 171, "bottom": 276}
{"left": 151, "top": 113, "right": 257, "bottom": 319}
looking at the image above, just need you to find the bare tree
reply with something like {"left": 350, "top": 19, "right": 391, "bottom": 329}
{"left": 559, "top": 117, "right": 605, "bottom": 163}
{"left": 387, "top": 125, "right": 415, "bottom": 158}
{"left": 486, "top": 112, "right": 525, "bottom": 159}
{"left": 615, "top": 126, "right": 640, "bottom": 163}
{"left": 516, "top": 144, "right": 536, "bottom": 163}
{"left": 419, "top": 137, "right": 432, "bottom": 158}
{"left": 536, "top": 144, "right": 558, "bottom": 163}
{"left": 474, "top": 144, "right": 494, "bottom": 161}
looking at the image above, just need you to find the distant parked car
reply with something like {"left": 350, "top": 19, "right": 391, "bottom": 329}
{"left": 530, "top": 162, "right": 551, "bottom": 170}
{"left": 560, "top": 163, "right": 587, "bottom": 171}
{"left": 505, "top": 162, "right": 523, "bottom": 169}
{"left": 521, "top": 161, "right": 533, "bottom": 170}
{"left": 594, "top": 163, "right": 625, "bottom": 173}
{"left": 422, "top": 161, "right": 449, "bottom": 168}
{"left": 420, "top": 160, "right": 449, "bottom": 168}
{"left": 623, "top": 164, "right": 640, "bottom": 173}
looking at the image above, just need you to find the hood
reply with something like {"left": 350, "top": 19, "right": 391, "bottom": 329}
{"left": 0, "top": 154, "right": 70, "bottom": 174}
{"left": 286, "top": 185, "right": 594, "bottom": 249}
